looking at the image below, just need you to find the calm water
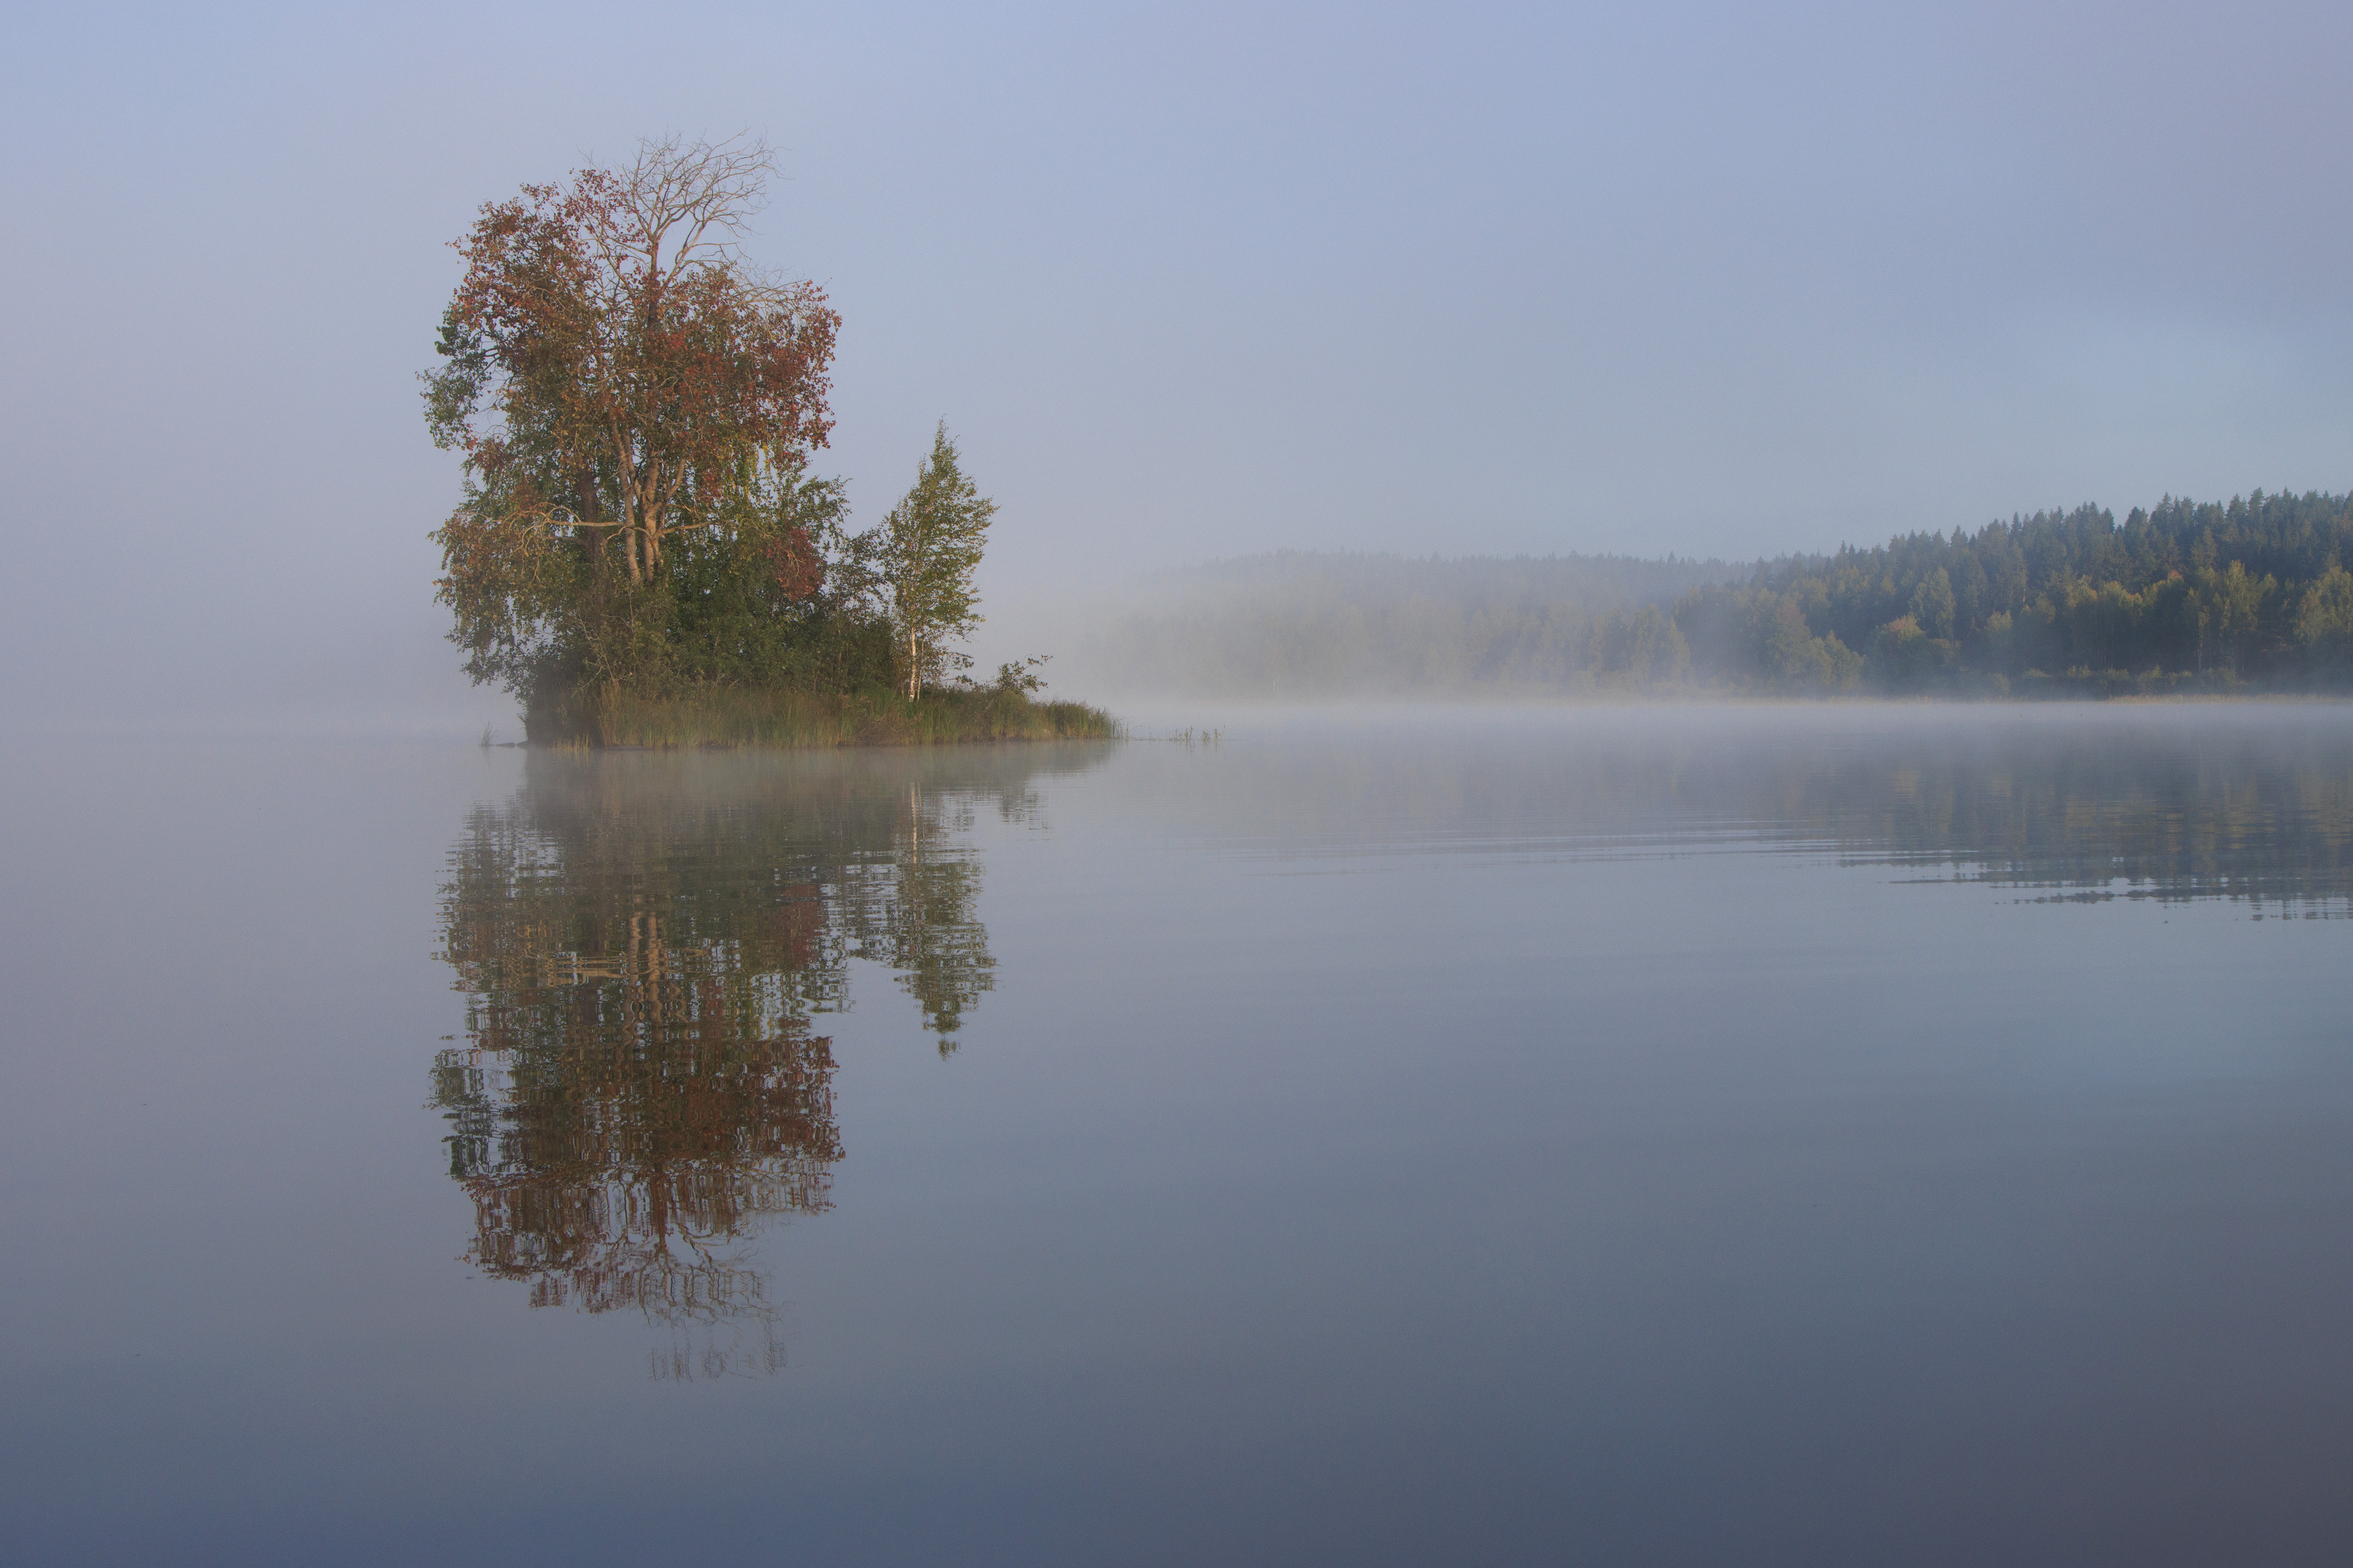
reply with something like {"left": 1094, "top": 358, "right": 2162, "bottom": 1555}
{"left": 6, "top": 704, "right": 2353, "bottom": 1565}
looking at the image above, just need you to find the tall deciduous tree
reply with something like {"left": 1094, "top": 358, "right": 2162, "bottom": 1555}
{"left": 861, "top": 425, "right": 996, "bottom": 698}
{"left": 426, "top": 136, "right": 840, "bottom": 695}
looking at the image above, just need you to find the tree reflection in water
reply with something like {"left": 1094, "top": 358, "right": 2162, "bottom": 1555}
{"left": 430, "top": 745, "right": 1107, "bottom": 1376}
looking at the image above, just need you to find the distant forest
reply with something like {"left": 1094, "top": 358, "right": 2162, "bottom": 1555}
{"left": 1082, "top": 492, "right": 2353, "bottom": 697}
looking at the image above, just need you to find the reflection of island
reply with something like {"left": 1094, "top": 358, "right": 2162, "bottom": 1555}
{"left": 430, "top": 745, "right": 1109, "bottom": 1374}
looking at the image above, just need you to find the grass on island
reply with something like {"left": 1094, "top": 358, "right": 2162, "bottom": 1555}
{"left": 530, "top": 685, "right": 1122, "bottom": 749}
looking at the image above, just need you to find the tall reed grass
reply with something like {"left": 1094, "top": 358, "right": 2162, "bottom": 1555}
{"left": 533, "top": 686, "right": 1122, "bottom": 749}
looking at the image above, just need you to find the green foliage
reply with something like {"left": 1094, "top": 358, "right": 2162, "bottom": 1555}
{"left": 1671, "top": 583, "right": 1861, "bottom": 693}
{"left": 2296, "top": 566, "right": 2353, "bottom": 675}
{"left": 1762, "top": 601, "right": 1862, "bottom": 690}
{"left": 1734, "top": 493, "right": 2353, "bottom": 690}
{"left": 1594, "top": 604, "right": 1691, "bottom": 684}
{"left": 993, "top": 655, "right": 1052, "bottom": 694}
{"left": 1614, "top": 491, "right": 2353, "bottom": 692}
{"left": 857, "top": 424, "right": 996, "bottom": 698}
{"left": 1869, "top": 616, "right": 1954, "bottom": 690}
{"left": 1909, "top": 567, "right": 1956, "bottom": 641}
{"left": 442, "top": 460, "right": 898, "bottom": 727}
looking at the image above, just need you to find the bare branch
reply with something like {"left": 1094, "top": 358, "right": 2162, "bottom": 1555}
{"left": 606, "top": 133, "right": 775, "bottom": 284}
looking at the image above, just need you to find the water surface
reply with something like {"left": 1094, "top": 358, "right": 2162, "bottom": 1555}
{"left": 5, "top": 704, "right": 2351, "bottom": 1565}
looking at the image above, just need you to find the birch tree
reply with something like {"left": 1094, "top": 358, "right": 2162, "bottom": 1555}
{"left": 861, "top": 425, "right": 996, "bottom": 698}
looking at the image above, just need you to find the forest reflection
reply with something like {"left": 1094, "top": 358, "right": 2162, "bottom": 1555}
{"left": 1778, "top": 725, "right": 2353, "bottom": 909}
{"left": 1674, "top": 718, "right": 2353, "bottom": 909}
{"left": 431, "top": 744, "right": 1109, "bottom": 1375}
{"left": 1205, "top": 712, "right": 2353, "bottom": 913}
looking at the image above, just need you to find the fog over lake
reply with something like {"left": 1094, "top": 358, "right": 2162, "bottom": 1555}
{"left": 6, "top": 703, "right": 2352, "bottom": 1565}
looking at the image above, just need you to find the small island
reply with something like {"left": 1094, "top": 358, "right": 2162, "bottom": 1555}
{"left": 425, "top": 136, "right": 1116, "bottom": 747}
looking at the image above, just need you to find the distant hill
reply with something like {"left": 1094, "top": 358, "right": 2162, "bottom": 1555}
{"left": 1074, "top": 550, "right": 1748, "bottom": 696}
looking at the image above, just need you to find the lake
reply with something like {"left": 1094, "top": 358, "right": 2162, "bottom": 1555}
{"left": 5, "top": 703, "right": 2352, "bottom": 1565}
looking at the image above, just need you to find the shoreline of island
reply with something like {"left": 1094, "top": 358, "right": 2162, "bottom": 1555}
{"left": 519, "top": 686, "right": 1121, "bottom": 749}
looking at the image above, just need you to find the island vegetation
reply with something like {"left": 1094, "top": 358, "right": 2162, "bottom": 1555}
{"left": 1078, "top": 494, "right": 2353, "bottom": 699}
{"left": 425, "top": 136, "right": 1115, "bottom": 746}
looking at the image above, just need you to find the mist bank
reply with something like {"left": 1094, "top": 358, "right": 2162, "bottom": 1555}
{"left": 1068, "top": 494, "right": 2353, "bottom": 700}
{"left": 1064, "top": 550, "right": 1747, "bottom": 698}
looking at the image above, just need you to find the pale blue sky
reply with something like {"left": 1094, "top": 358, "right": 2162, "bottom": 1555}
{"left": 7, "top": 1, "right": 2350, "bottom": 726}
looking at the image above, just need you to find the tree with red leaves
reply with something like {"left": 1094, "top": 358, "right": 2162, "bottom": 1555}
{"left": 426, "top": 136, "right": 846, "bottom": 704}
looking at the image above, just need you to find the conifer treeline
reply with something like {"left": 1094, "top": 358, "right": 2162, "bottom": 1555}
{"left": 1085, "top": 493, "right": 2353, "bottom": 696}
{"left": 1724, "top": 490, "right": 2353, "bottom": 694}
